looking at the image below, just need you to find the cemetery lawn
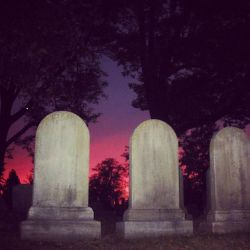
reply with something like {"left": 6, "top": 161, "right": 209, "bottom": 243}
{"left": 1, "top": 230, "right": 250, "bottom": 250}
{"left": 1, "top": 214, "right": 250, "bottom": 249}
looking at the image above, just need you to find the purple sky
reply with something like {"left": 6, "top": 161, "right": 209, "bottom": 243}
{"left": 5, "top": 57, "right": 149, "bottom": 182}
{"left": 5, "top": 56, "right": 250, "bottom": 182}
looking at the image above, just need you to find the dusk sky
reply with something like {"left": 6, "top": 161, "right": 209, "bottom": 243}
{"left": 4, "top": 57, "right": 149, "bottom": 182}
{"left": 2, "top": 1, "right": 250, "bottom": 246}
{"left": 4, "top": 56, "right": 250, "bottom": 182}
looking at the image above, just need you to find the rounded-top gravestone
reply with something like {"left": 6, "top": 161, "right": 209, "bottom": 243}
{"left": 21, "top": 111, "right": 100, "bottom": 240}
{"left": 201, "top": 127, "right": 250, "bottom": 233}
{"left": 116, "top": 119, "right": 193, "bottom": 238}
{"left": 33, "top": 111, "right": 89, "bottom": 208}
{"left": 129, "top": 119, "right": 179, "bottom": 211}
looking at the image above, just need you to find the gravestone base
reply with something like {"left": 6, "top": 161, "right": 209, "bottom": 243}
{"left": 116, "top": 220, "right": 193, "bottom": 239}
{"left": 198, "top": 210, "right": 250, "bottom": 233}
{"left": 198, "top": 221, "right": 250, "bottom": 233}
{"left": 21, "top": 206, "right": 101, "bottom": 240}
{"left": 25, "top": 206, "right": 96, "bottom": 220}
{"left": 21, "top": 220, "right": 101, "bottom": 240}
{"left": 123, "top": 208, "right": 186, "bottom": 221}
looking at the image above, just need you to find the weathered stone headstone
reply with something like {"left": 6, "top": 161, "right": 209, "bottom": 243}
{"left": 200, "top": 127, "right": 250, "bottom": 233}
{"left": 116, "top": 119, "right": 193, "bottom": 238}
{"left": 0, "top": 197, "right": 8, "bottom": 230}
{"left": 12, "top": 184, "right": 32, "bottom": 219}
{"left": 21, "top": 111, "right": 100, "bottom": 240}
{"left": 0, "top": 197, "right": 8, "bottom": 215}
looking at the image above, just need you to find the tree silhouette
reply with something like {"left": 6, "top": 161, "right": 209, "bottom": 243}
{"left": 108, "top": 0, "right": 250, "bottom": 132}
{"left": 0, "top": 0, "right": 112, "bottom": 178}
{"left": 2, "top": 169, "right": 20, "bottom": 208}
{"left": 89, "top": 158, "right": 128, "bottom": 209}
{"left": 0, "top": 175, "right": 5, "bottom": 196}
{"left": 25, "top": 168, "right": 34, "bottom": 185}
{"left": 106, "top": 0, "right": 250, "bottom": 211}
{"left": 179, "top": 123, "right": 216, "bottom": 214}
{"left": 180, "top": 119, "right": 249, "bottom": 214}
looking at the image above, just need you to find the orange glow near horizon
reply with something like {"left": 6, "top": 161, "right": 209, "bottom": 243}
{"left": 4, "top": 147, "right": 33, "bottom": 183}
{"left": 4, "top": 133, "right": 130, "bottom": 184}
{"left": 5, "top": 123, "right": 249, "bottom": 186}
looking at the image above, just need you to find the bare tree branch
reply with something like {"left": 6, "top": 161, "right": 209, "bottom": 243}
{"left": 10, "top": 100, "right": 32, "bottom": 124}
{"left": 6, "top": 122, "right": 35, "bottom": 147}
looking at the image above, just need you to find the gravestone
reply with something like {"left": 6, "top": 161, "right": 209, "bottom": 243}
{"left": 0, "top": 197, "right": 8, "bottom": 217}
{"left": 200, "top": 127, "right": 250, "bottom": 233}
{"left": 21, "top": 111, "right": 101, "bottom": 240}
{"left": 0, "top": 197, "right": 7, "bottom": 230}
{"left": 116, "top": 119, "right": 193, "bottom": 238}
{"left": 12, "top": 184, "right": 32, "bottom": 219}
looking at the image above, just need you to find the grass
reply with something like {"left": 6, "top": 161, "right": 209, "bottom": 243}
{"left": 1, "top": 231, "right": 250, "bottom": 250}
{"left": 0, "top": 210, "right": 250, "bottom": 250}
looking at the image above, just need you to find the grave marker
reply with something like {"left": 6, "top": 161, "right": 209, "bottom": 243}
{"left": 21, "top": 111, "right": 101, "bottom": 240}
{"left": 116, "top": 119, "right": 193, "bottom": 238}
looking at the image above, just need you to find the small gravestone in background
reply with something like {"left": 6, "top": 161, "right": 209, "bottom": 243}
{"left": 199, "top": 127, "right": 250, "bottom": 233}
{"left": 12, "top": 184, "right": 32, "bottom": 219}
{"left": 21, "top": 111, "right": 101, "bottom": 240}
{"left": 116, "top": 119, "right": 193, "bottom": 238}
{"left": 0, "top": 197, "right": 8, "bottom": 228}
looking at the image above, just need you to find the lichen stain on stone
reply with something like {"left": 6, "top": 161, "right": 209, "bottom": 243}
{"left": 64, "top": 186, "right": 77, "bottom": 206}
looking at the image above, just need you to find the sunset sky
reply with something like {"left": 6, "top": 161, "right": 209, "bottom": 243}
{"left": 4, "top": 57, "right": 149, "bottom": 182}
{"left": 4, "top": 56, "right": 250, "bottom": 182}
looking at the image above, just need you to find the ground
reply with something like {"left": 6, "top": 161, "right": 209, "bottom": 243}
{"left": 1, "top": 231, "right": 250, "bottom": 250}
{"left": 0, "top": 210, "right": 250, "bottom": 250}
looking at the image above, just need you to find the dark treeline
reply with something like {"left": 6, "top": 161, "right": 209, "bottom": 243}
{"left": 0, "top": 0, "right": 109, "bottom": 180}
{"left": 1, "top": 0, "right": 250, "bottom": 213}
{"left": 105, "top": 0, "right": 250, "bottom": 211}
{"left": 1, "top": 169, "right": 20, "bottom": 208}
{"left": 89, "top": 158, "right": 128, "bottom": 210}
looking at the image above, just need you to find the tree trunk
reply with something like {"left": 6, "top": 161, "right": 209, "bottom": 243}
{"left": 0, "top": 87, "right": 15, "bottom": 178}
{"left": 0, "top": 122, "right": 9, "bottom": 178}
{"left": 0, "top": 130, "right": 7, "bottom": 177}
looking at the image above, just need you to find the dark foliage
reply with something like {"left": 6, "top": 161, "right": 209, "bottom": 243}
{"left": 1, "top": 0, "right": 250, "bottom": 213}
{"left": 2, "top": 169, "right": 20, "bottom": 208}
{"left": 108, "top": 0, "right": 250, "bottom": 132}
{"left": 106, "top": 0, "right": 250, "bottom": 212}
{"left": 89, "top": 158, "right": 128, "bottom": 209}
{"left": 0, "top": 0, "right": 112, "bottom": 177}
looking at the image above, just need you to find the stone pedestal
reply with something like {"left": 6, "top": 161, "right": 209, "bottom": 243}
{"left": 21, "top": 207, "right": 100, "bottom": 240}
{"left": 21, "top": 111, "right": 100, "bottom": 240}
{"left": 116, "top": 120, "right": 193, "bottom": 238}
{"left": 117, "top": 208, "right": 193, "bottom": 238}
{"left": 198, "top": 127, "right": 250, "bottom": 233}
{"left": 117, "top": 220, "right": 193, "bottom": 239}
{"left": 12, "top": 184, "right": 32, "bottom": 219}
{"left": 199, "top": 210, "right": 250, "bottom": 233}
